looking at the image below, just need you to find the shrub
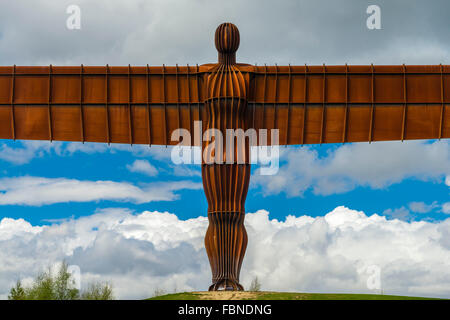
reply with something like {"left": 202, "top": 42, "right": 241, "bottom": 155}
{"left": 8, "top": 261, "right": 114, "bottom": 300}
{"left": 81, "top": 282, "right": 114, "bottom": 300}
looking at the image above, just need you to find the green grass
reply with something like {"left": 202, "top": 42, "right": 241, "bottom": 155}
{"left": 147, "top": 291, "right": 442, "bottom": 300}
{"left": 148, "top": 292, "right": 204, "bottom": 300}
{"left": 252, "top": 292, "right": 440, "bottom": 300}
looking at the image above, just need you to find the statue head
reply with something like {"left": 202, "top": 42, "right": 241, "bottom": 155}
{"left": 215, "top": 23, "right": 240, "bottom": 64}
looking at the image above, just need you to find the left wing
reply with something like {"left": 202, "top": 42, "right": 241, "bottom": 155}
{"left": 0, "top": 65, "right": 209, "bottom": 146}
{"left": 246, "top": 64, "right": 450, "bottom": 145}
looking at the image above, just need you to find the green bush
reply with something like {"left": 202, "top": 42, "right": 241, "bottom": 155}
{"left": 81, "top": 282, "right": 114, "bottom": 300}
{"left": 8, "top": 262, "right": 114, "bottom": 300}
{"left": 8, "top": 280, "right": 27, "bottom": 300}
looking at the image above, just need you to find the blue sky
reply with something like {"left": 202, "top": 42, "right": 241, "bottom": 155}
{"left": 0, "top": 139, "right": 448, "bottom": 224}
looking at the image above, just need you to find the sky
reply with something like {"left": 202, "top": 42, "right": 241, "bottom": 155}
{"left": 0, "top": 0, "right": 449, "bottom": 299}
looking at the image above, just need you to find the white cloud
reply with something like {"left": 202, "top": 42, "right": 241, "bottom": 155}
{"left": 0, "top": 218, "right": 42, "bottom": 241}
{"left": 0, "top": 141, "right": 63, "bottom": 165}
{"left": 0, "top": 141, "right": 177, "bottom": 165}
{"left": 0, "top": 176, "right": 201, "bottom": 206}
{"left": 1, "top": 206, "right": 450, "bottom": 299}
{"left": 383, "top": 207, "right": 411, "bottom": 221}
{"left": 126, "top": 160, "right": 158, "bottom": 177}
{"left": 383, "top": 201, "right": 444, "bottom": 221}
{"left": 252, "top": 140, "right": 450, "bottom": 196}
{"left": 169, "top": 164, "right": 202, "bottom": 177}
{"left": 440, "top": 176, "right": 450, "bottom": 214}
{"left": 68, "top": 143, "right": 173, "bottom": 162}
{"left": 408, "top": 201, "right": 439, "bottom": 214}
{"left": 443, "top": 203, "right": 450, "bottom": 214}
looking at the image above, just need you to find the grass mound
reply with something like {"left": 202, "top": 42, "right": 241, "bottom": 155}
{"left": 148, "top": 291, "right": 441, "bottom": 300}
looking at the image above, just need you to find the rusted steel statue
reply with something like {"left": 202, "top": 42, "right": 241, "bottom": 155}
{"left": 203, "top": 23, "right": 250, "bottom": 290}
{"left": 0, "top": 23, "right": 449, "bottom": 291}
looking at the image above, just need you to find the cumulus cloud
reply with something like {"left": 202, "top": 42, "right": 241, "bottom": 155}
{"left": 0, "top": 0, "right": 450, "bottom": 66}
{"left": 252, "top": 140, "right": 450, "bottom": 196}
{"left": 1, "top": 206, "right": 450, "bottom": 299}
{"left": 0, "top": 176, "right": 202, "bottom": 206}
{"left": 126, "top": 160, "right": 158, "bottom": 177}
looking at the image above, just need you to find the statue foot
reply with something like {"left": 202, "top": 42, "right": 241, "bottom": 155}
{"left": 208, "top": 279, "right": 244, "bottom": 291}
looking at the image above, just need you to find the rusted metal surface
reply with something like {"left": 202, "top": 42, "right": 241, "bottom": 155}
{"left": 202, "top": 23, "right": 249, "bottom": 291}
{"left": 249, "top": 64, "right": 450, "bottom": 144}
{"left": 0, "top": 65, "right": 208, "bottom": 145}
{"left": 0, "top": 22, "right": 448, "bottom": 291}
{"left": 0, "top": 62, "right": 448, "bottom": 145}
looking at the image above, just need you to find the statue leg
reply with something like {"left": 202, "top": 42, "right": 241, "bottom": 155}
{"left": 202, "top": 163, "right": 250, "bottom": 291}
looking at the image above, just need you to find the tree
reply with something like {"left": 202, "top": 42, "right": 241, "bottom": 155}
{"left": 249, "top": 276, "right": 261, "bottom": 292}
{"left": 8, "top": 280, "right": 26, "bottom": 300}
{"left": 8, "top": 261, "right": 114, "bottom": 300}
{"left": 54, "top": 262, "right": 79, "bottom": 300}
{"left": 26, "top": 267, "right": 61, "bottom": 300}
{"left": 81, "top": 282, "right": 114, "bottom": 300}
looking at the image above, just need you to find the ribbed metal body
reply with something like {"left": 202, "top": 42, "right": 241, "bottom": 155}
{"left": 202, "top": 23, "right": 250, "bottom": 291}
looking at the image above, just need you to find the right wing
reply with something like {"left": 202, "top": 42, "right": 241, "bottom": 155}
{"left": 246, "top": 64, "right": 450, "bottom": 145}
{"left": 0, "top": 65, "right": 209, "bottom": 146}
